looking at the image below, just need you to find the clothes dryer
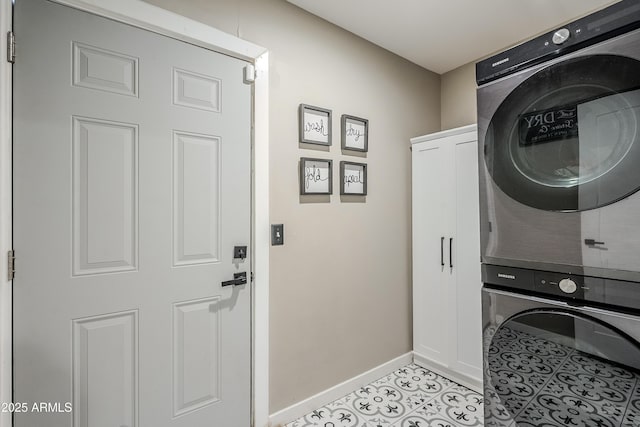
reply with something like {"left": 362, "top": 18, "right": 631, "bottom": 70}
{"left": 477, "top": 0, "right": 640, "bottom": 282}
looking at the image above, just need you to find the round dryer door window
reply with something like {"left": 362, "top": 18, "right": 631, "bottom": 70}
{"left": 486, "top": 310, "right": 640, "bottom": 426}
{"left": 485, "top": 54, "right": 640, "bottom": 211}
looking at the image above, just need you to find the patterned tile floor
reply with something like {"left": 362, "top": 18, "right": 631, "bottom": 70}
{"left": 286, "top": 364, "right": 483, "bottom": 427}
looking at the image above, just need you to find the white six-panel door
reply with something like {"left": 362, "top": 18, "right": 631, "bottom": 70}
{"left": 13, "top": 0, "right": 252, "bottom": 425}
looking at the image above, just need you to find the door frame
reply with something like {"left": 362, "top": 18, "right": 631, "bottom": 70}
{"left": 0, "top": 1, "right": 270, "bottom": 426}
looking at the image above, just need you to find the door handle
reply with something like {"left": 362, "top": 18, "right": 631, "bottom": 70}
{"left": 441, "top": 237, "right": 445, "bottom": 267}
{"left": 449, "top": 238, "right": 453, "bottom": 269}
{"left": 222, "top": 272, "right": 247, "bottom": 287}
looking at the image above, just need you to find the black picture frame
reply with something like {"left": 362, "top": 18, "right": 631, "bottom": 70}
{"left": 340, "top": 161, "right": 367, "bottom": 196}
{"left": 299, "top": 104, "right": 332, "bottom": 146}
{"left": 341, "top": 114, "right": 368, "bottom": 152}
{"left": 299, "top": 157, "right": 333, "bottom": 195}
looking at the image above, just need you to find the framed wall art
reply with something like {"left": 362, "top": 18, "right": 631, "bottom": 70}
{"left": 341, "top": 114, "right": 368, "bottom": 152}
{"left": 299, "top": 104, "right": 332, "bottom": 146}
{"left": 340, "top": 161, "right": 367, "bottom": 196}
{"left": 300, "top": 157, "right": 333, "bottom": 195}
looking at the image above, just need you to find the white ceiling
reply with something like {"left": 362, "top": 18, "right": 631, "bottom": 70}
{"left": 286, "top": 0, "right": 620, "bottom": 74}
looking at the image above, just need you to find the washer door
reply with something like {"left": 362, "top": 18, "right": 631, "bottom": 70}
{"left": 486, "top": 54, "right": 640, "bottom": 211}
{"left": 486, "top": 309, "right": 640, "bottom": 426}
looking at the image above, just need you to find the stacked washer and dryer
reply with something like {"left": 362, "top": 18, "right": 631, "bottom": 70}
{"left": 476, "top": 1, "right": 640, "bottom": 426}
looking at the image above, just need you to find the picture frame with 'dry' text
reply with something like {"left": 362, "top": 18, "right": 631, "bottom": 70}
{"left": 299, "top": 104, "right": 332, "bottom": 146}
{"left": 341, "top": 114, "right": 368, "bottom": 152}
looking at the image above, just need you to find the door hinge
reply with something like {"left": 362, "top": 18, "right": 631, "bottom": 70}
{"left": 7, "top": 31, "right": 15, "bottom": 64}
{"left": 243, "top": 64, "right": 256, "bottom": 84}
{"left": 7, "top": 250, "right": 15, "bottom": 281}
{"left": 251, "top": 272, "right": 255, "bottom": 283}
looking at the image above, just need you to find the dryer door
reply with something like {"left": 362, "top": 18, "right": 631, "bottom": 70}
{"left": 485, "top": 54, "right": 640, "bottom": 212}
{"left": 483, "top": 288, "right": 640, "bottom": 426}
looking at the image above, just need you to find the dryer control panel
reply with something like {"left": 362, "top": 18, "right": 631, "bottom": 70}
{"left": 476, "top": 0, "right": 640, "bottom": 85}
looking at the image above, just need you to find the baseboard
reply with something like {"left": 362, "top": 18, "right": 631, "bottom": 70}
{"left": 268, "top": 352, "right": 413, "bottom": 427}
{"left": 413, "top": 352, "right": 483, "bottom": 393}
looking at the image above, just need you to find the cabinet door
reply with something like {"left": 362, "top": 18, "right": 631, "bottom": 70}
{"left": 450, "top": 135, "right": 483, "bottom": 381}
{"left": 412, "top": 140, "right": 453, "bottom": 366}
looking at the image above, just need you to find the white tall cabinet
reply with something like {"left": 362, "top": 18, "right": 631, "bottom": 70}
{"left": 411, "top": 124, "right": 483, "bottom": 392}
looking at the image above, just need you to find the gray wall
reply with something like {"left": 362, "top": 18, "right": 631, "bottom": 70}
{"left": 143, "top": 0, "right": 441, "bottom": 414}
{"left": 441, "top": 62, "right": 477, "bottom": 130}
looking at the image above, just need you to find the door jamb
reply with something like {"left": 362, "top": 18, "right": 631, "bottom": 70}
{"left": 0, "top": 1, "right": 270, "bottom": 426}
{"left": 0, "top": 2, "right": 13, "bottom": 427}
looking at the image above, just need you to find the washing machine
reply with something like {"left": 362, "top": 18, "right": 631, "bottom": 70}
{"left": 482, "top": 265, "right": 640, "bottom": 426}
{"left": 477, "top": 1, "right": 640, "bottom": 425}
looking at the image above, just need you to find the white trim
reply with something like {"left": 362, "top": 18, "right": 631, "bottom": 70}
{"left": 4, "top": 1, "right": 270, "bottom": 427}
{"left": 50, "top": 0, "right": 267, "bottom": 61}
{"left": 413, "top": 352, "right": 483, "bottom": 393}
{"left": 0, "top": 3, "right": 13, "bottom": 427}
{"left": 252, "top": 52, "right": 270, "bottom": 427}
{"left": 410, "top": 124, "right": 477, "bottom": 145}
{"left": 268, "top": 352, "right": 414, "bottom": 427}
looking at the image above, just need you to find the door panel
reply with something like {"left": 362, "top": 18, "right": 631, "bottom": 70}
{"left": 412, "top": 141, "right": 451, "bottom": 364}
{"left": 172, "top": 297, "right": 221, "bottom": 417}
{"left": 13, "top": 1, "right": 251, "bottom": 426}
{"left": 452, "top": 138, "right": 482, "bottom": 379}
{"left": 73, "top": 116, "right": 138, "bottom": 275}
{"left": 172, "top": 131, "right": 221, "bottom": 266}
{"left": 72, "top": 41, "right": 139, "bottom": 97}
{"left": 72, "top": 311, "right": 138, "bottom": 427}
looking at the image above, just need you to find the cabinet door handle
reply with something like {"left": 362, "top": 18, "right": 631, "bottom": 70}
{"left": 584, "top": 238, "right": 605, "bottom": 246}
{"left": 449, "top": 237, "right": 453, "bottom": 269}
{"left": 440, "top": 237, "right": 445, "bottom": 267}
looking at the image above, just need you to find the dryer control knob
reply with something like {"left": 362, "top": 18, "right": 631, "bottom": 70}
{"left": 559, "top": 278, "right": 577, "bottom": 294}
{"left": 553, "top": 28, "right": 571, "bottom": 45}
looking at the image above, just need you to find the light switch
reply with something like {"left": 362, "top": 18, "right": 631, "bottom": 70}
{"left": 271, "top": 224, "right": 284, "bottom": 246}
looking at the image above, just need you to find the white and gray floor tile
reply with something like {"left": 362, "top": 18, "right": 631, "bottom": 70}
{"left": 289, "top": 325, "right": 640, "bottom": 427}
{"left": 286, "top": 364, "right": 483, "bottom": 427}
